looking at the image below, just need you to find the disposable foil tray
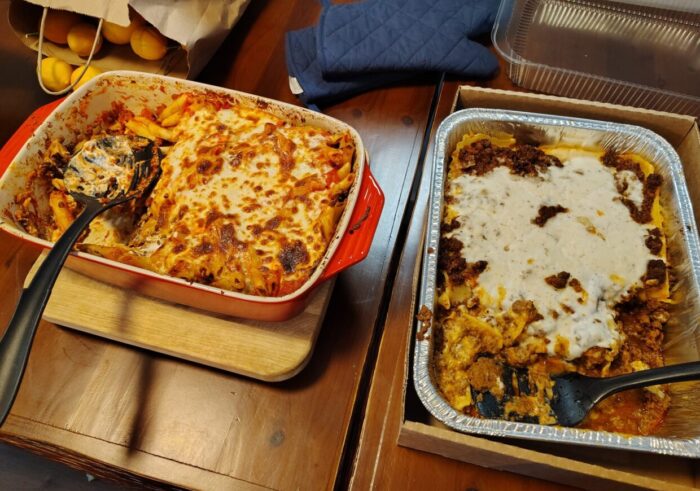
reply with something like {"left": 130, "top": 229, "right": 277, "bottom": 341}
{"left": 413, "top": 108, "right": 700, "bottom": 456}
{"left": 492, "top": 0, "right": 700, "bottom": 117}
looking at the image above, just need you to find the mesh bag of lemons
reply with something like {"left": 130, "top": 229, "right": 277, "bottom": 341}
{"left": 38, "top": 6, "right": 173, "bottom": 93}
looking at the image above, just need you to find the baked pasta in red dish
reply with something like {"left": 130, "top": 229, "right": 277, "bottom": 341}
{"left": 12, "top": 92, "right": 356, "bottom": 297}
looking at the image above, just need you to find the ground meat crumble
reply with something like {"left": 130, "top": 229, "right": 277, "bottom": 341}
{"left": 532, "top": 205, "right": 568, "bottom": 227}
{"left": 545, "top": 271, "right": 570, "bottom": 289}
{"left": 457, "top": 139, "right": 562, "bottom": 177}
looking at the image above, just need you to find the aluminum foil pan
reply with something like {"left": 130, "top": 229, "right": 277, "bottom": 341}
{"left": 413, "top": 108, "right": 700, "bottom": 456}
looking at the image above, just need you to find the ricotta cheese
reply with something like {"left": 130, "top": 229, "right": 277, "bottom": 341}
{"left": 446, "top": 150, "right": 653, "bottom": 359}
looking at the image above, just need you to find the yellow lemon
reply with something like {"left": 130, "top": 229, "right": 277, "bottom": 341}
{"left": 67, "top": 23, "right": 103, "bottom": 57}
{"left": 102, "top": 13, "right": 143, "bottom": 45}
{"left": 130, "top": 26, "right": 167, "bottom": 61}
{"left": 70, "top": 65, "right": 102, "bottom": 90}
{"left": 40, "top": 57, "right": 72, "bottom": 92}
{"left": 42, "top": 9, "right": 82, "bottom": 45}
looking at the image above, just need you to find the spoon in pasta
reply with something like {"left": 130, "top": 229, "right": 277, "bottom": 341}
{"left": 475, "top": 361, "right": 700, "bottom": 427}
{"left": 548, "top": 362, "right": 700, "bottom": 427}
{"left": 0, "top": 135, "right": 161, "bottom": 426}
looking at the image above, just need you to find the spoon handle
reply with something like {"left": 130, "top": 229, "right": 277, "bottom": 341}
{"left": 0, "top": 199, "right": 104, "bottom": 426}
{"left": 595, "top": 361, "right": 700, "bottom": 404}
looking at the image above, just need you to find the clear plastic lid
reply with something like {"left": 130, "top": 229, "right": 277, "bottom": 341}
{"left": 492, "top": 0, "right": 700, "bottom": 116}
{"left": 612, "top": 0, "right": 700, "bottom": 14}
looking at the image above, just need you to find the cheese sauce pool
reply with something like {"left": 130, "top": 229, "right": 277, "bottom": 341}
{"left": 446, "top": 149, "right": 654, "bottom": 359}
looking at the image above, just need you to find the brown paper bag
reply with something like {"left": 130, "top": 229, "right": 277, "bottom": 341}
{"left": 9, "top": 0, "right": 250, "bottom": 92}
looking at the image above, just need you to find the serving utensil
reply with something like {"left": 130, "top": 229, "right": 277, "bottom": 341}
{"left": 475, "top": 361, "right": 700, "bottom": 427}
{"left": 549, "top": 362, "right": 700, "bottom": 427}
{"left": 0, "top": 135, "right": 160, "bottom": 426}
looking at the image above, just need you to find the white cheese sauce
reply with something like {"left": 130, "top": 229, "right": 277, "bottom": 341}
{"left": 447, "top": 153, "right": 653, "bottom": 359}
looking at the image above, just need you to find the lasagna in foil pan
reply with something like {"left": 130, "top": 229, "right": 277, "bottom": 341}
{"left": 413, "top": 108, "right": 700, "bottom": 456}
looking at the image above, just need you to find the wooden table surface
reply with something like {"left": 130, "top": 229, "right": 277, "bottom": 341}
{"left": 0, "top": 1, "right": 576, "bottom": 489}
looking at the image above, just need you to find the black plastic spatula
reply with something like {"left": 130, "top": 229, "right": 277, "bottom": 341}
{"left": 476, "top": 361, "right": 700, "bottom": 427}
{"left": 0, "top": 135, "right": 161, "bottom": 426}
{"left": 548, "top": 362, "right": 700, "bottom": 427}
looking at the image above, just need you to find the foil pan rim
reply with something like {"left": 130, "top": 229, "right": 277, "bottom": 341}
{"left": 413, "top": 108, "right": 700, "bottom": 458}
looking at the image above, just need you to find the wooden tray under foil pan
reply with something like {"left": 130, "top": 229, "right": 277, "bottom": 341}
{"left": 26, "top": 253, "right": 332, "bottom": 382}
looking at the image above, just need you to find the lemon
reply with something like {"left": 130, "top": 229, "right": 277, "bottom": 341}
{"left": 42, "top": 9, "right": 82, "bottom": 45}
{"left": 102, "top": 13, "right": 143, "bottom": 45}
{"left": 130, "top": 26, "right": 167, "bottom": 61}
{"left": 67, "top": 23, "right": 103, "bottom": 57}
{"left": 40, "top": 57, "right": 73, "bottom": 92}
{"left": 70, "top": 65, "right": 102, "bottom": 90}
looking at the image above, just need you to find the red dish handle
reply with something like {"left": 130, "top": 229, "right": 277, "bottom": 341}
{"left": 0, "top": 98, "right": 64, "bottom": 177}
{"left": 318, "top": 166, "right": 385, "bottom": 283}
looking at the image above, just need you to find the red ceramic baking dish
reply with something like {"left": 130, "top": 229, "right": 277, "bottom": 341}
{"left": 0, "top": 72, "right": 383, "bottom": 321}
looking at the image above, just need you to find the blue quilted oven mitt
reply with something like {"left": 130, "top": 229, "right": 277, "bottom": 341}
{"left": 285, "top": 26, "right": 412, "bottom": 106}
{"left": 317, "top": 0, "right": 499, "bottom": 79}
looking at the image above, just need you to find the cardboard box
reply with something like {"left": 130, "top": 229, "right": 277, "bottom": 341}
{"left": 398, "top": 86, "right": 700, "bottom": 491}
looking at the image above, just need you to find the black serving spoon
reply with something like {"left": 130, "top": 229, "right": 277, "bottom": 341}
{"left": 0, "top": 135, "right": 161, "bottom": 426}
{"left": 548, "top": 362, "right": 700, "bottom": 427}
{"left": 476, "top": 361, "right": 700, "bottom": 427}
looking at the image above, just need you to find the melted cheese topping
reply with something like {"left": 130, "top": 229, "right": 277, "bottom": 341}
{"left": 445, "top": 149, "right": 654, "bottom": 359}
{"left": 81, "top": 100, "right": 355, "bottom": 296}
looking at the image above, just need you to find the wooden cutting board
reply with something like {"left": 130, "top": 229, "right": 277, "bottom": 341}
{"left": 26, "top": 253, "right": 333, "bottom": 381}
